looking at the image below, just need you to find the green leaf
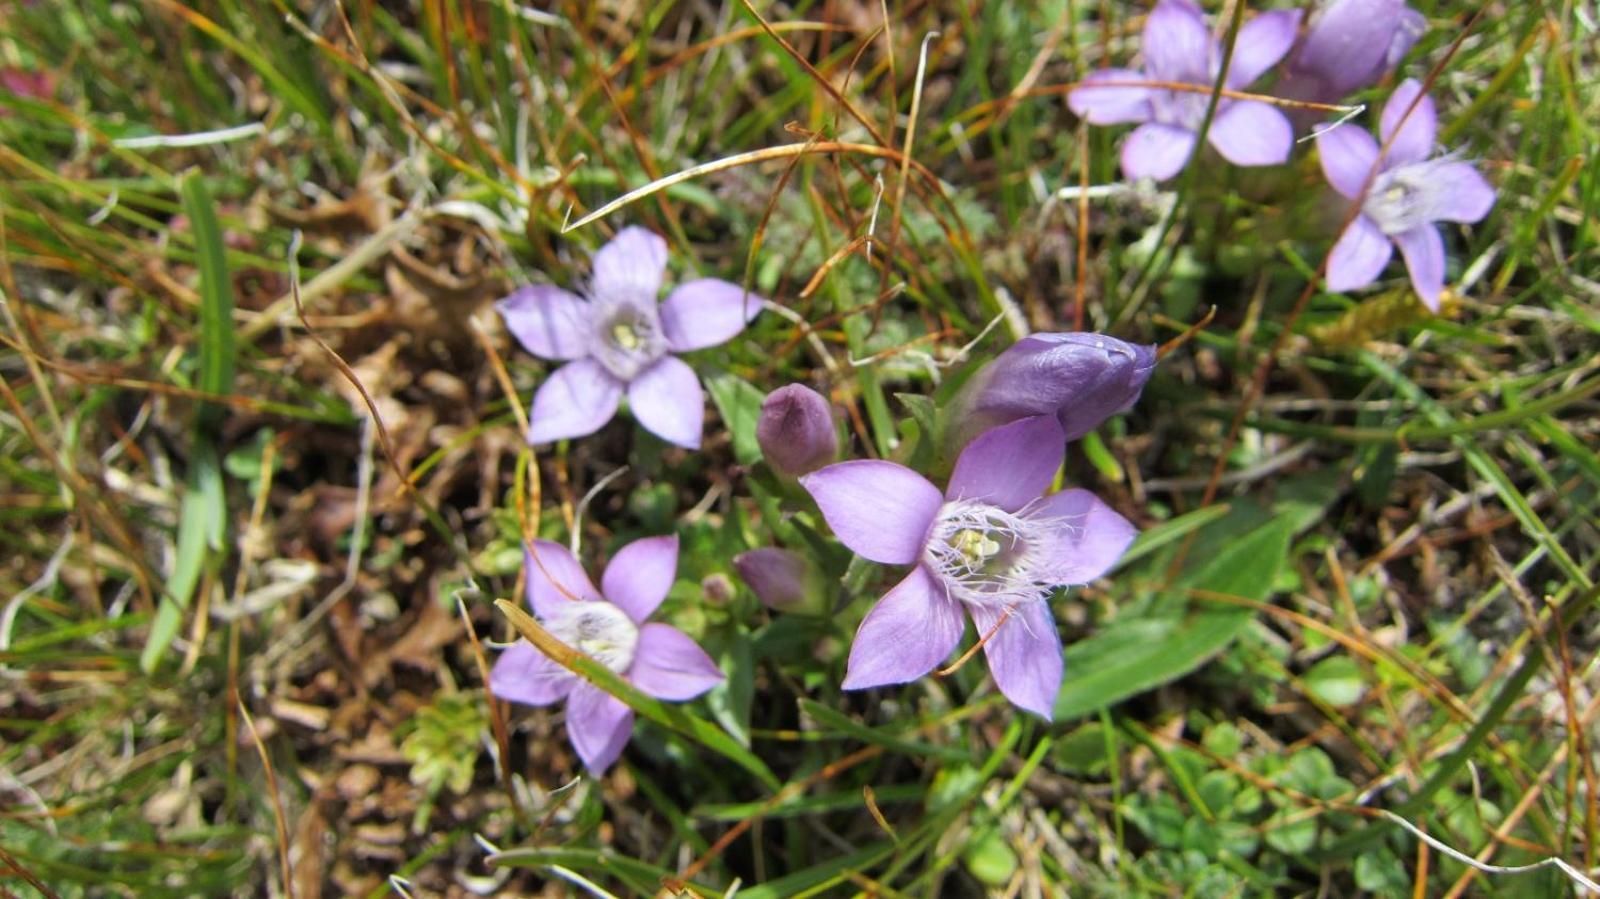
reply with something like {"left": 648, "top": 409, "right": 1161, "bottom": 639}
{"left": 180, "top": 170, "right": 236, "bottom": 428}
{"left": 704, "top": 370, "right": 767, "bottom": 466}
{"left": 1053, "top": 512, "right": 1295, "bottom": 721}
{"left": 1303, "top": 655, "right": 1366, "bottom": 707}
{"left": 704, "top": 631, "right": 754, "bottom": 748}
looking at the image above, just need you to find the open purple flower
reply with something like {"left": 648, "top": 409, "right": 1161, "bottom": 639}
{"left": 1316, "top": 79, "right": 1496, "bottom": 310}
{"left": 1279, "top": 0, "right": 1424, "bottom": 106}
{"left": 800, "top": 416, "right": 1137, "bottom": 718}
{"left": 497, "top": 226, "right": 763, "bottom": 449}
{"left": 489, "top": 535, "right": 724, "bottom": 775}
{"left": 1068, "top": 0, "right": 1302, "bottom": 181}
{"left": 949, "top": 332, "right": 1157, "bottom": 454}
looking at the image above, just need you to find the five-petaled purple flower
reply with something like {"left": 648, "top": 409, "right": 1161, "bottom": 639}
{"left": 800, "top": 416, "right": 1137, "bottom": 718}
{"left": 497, "top": 226, "right": 763, "bottom": 449}
{"left": 1279, "top": 0, "right": 1424, "bottom": 107}
{"left": 489, "top": 535, "right": 724, "bottom": 775}
{"left": 1068, "top": 0, "right": 1303, "bottom": 181}
{"left": 1316, "top": 79, "right": 1495, "bottom": 310}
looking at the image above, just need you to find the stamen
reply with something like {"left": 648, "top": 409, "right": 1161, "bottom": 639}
{"left": 544, "top": 601, "right": 639, "bottom": 673}
{"left": 924, "top": 500, "right": 1059, "bottom": 608}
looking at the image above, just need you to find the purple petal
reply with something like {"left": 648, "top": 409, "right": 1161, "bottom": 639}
{"left": 1426, "top": 162, "right": 1496, "bottom": 223}
{"left": 1316, "top": 124, "right": 1382, "bottom": 199}
{"left": 1121, "top": 123, "right": 1197, "bottom": 181}
{"left": 1032, "top": 488, "right": 1139, "bottom": 584}
{"left": 601, "top": 535, "right": 678, "bottom": 624}
{"left": 799, "top": 461, "right": 943, "bottom": 565}
{"left": 1325, "top": 216, "right": 1393, "bottom": 293}
{"left": 497, "top": 285, "right": 591, "bottom": 361}
{"left": 659, "top": 278, "right": 763, "bottom": 353}
{"left": 1226, "top": 9, "right": 1303, "bottom": 88}
{"left": 1395, "top": 224, "right": 1445, "bottom": 311}
{"left": 1205, "top": 100, "right": 1293, "bottom": 167}
{"left": 968, "top": 601, "right": 1063, "bottom": 719}
{"left": 627, "top": 356, "right": 703, "bottom": 449}
{"left": 1389, "top": 9, "right": 1426, "bottom": 68}
{"left": 488, "top": 641, "right": 576, "bottom": 707}
{"left": 1143, "top": 0, "right": 1214, "bottom": 83}
{"left": 527, "top": 358, "right": 624, "bottom": 444}
{"left": 1287, "top": 0, "right": 1420, "bottom": 101}
{"left": 526, "top": 539, "right": 602, "bottom": 618}
{"left": 842, "top": 566, "right": 966, "bottom": 689}
{"left": 757, "top": 384, "right": 838, "bottom": 477}
{"left": 565, "top": 681, "right": 635, "bottom": 775}
{"left": 627, "top": 623, "right": 724, "bottom": 700}
{"left": 1068, "top": 68, "right": 1154, "bottom": 125}
{"left": 946, "top": 415, "right": 1065, "bottom": 512}
{"left": 1379, "top": 78, "right": 1436, "bottom": 168}
{"left": 591, "top": 225, "right": 667, "bottom": 305}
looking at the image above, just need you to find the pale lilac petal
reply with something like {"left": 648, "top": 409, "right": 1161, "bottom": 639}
{"left": 627, "top": 356, "right": 703, "bottom": 449}
{"left": 1395, "top": 224, "right": 1445, "bottom": 311}
{"left": 1068, "top": 68, "right": 1154, "bottom": 125}
{"left": 1426, "top": 162, "right": 1496, "bottom": 223}
{"left": 601, "top": 535, "right": 678, "bottom": 624}
{"left": 842, "top": 567, "right": 966, "bottom": 689}
{"left": 1121, "top": 123, "right": 1197, "bottom": 181}
{"left": 526, "top": 539, "right": 602, "bottom": 618}
{"left": 968, "top": 601, "right": 1063, "bottom": 719}
{"left": 659, "top": 278, "right": 763, "bottom": 353}
{"left": 627, "top": 623, "right": 723, "bottom": 700}
{"left": 497, "top": 285, "right": 591, "bottom": 361}
{"left": 1143, "top": 0, "right": 1214, "bottom": 82}
{"left": 1032, "top": 489, "right": 1139, "bottom": 584}
{"left": 590, "top": 225, "right": 667, "bottom": 304}
{"left": 1389, "top": 9, "right": 1426, "bottom": 68}
{"left": 1379, "top": 78, "right": 1435, "bottom": 167}
{"left": 489, "top": 641, "right": 577, "bottom": 707}
{"left": 527, "top": 358, "right": 624, "bottom": 444}
{"left": 946, "top": 415, "right": 1065, "bottom": 512}
{"left": 1226, "top": 9, "right": 1302, "bottom": 88}
{"left": 565, "top": 681, "right": 635, "bottom": 775}
{"left": 1325, "top": 216, "right": 1393, "bottom": 293}
{"left": 1316, "top": 124, "right": 1382, "bottom": 199}
{"left": 1206, "top": 100, "right": 1293, "bottom": 167}
{"left": 798, "top": 461, "right": 943, "bottom": 565}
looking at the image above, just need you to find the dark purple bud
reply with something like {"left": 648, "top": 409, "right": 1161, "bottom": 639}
{"left": 1281, "top": 0, "right": 1425, "bottom": 105}
{"left": 951, "top": 332, "right": 1156, "bottom": 450}
{"left": 756, "top": 384, "right": 837, "bottom": 476}
{"left": 733, "top": 548, "right": 825, "bottom": 614}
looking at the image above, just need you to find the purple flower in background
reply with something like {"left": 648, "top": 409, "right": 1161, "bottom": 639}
{"left": 1279, "top": 0, "right": 1424, "bottom": 105}
{"left": 734, "top": 547, "right": 828, "bottom": 614}
{"left": 801, "top": 416, "right": 1137, "bottom": 718}
{"left": 950, "top": 332, "right": 1157, "bottom": 454}
{"left": 757, "top": 384, "right": 838, "bottom": 477}
{"left": 1316, "top": 79, "right": 1495, "bottom": 310}
{"left": 489, "top": 535, "right": 723, "bottom": 775}
{"left": 1068, "top": 0, "right": 1302, "bottom": 180}
{"left": 498, "top": 226, "right": 763, "bottom": 449}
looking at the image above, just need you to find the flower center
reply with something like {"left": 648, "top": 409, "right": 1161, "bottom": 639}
{"left": 590, "top": 300, "right": 666, "bottom": 382}
{"left": 544, "top": 601, "right": 639, "bottom": 673}
{"left": 1362, "top": 159, "right": 1452, "bottom": 236}
{"left": 924, "top": 500, "right": 1056, "bottom": 608}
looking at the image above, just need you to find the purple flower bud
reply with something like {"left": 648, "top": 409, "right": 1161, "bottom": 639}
{"left": 1280, "top": 0, "right": 1426, "bottom": 105}
{"left": 733, "top": 548, "right": 826, "bottom": 614}
{"left": 951, "top": 332, "right": 1157, "bottom": 451}
{"left": 756, "top": 384, "right": 838, "bottom": 476}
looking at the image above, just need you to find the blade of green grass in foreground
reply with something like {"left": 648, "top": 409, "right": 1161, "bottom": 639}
{"left": 140, "top": 170, "right": 235, "bottom": 672}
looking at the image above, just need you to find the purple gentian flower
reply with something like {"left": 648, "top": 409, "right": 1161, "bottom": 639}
{"left": 800, "top": 416, "right": 1137, "bottom": 718}
{"left": 1068, "top": 0, "right": 1303, "bottom": 181}
{"left": 1279, "top": 0, "right": 1424, "bottom": 106}
{"left": 949, "top": 332, "right": 1157, "bottom": 454}
{"left": 1316, "top": 79, "right": 1496, "bottom": 310}
{"left": 497, "top": 226, "right": 763, "bottom": 449}
{"left": 489, "top": 535, "right": 724, "bottom": 775}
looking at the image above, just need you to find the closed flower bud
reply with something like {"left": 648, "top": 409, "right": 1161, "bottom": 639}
{"left": 1280, "top": 0, "right": 1425, "bottom": 105}
{"left": 950, "top": 332, "right": 1156, "bottom": 452}
{"left": 733, "top": 548, "right": 827, "bottom": 615}
{"left": 756, "top": 384, "right": 838, "bottom": 476}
